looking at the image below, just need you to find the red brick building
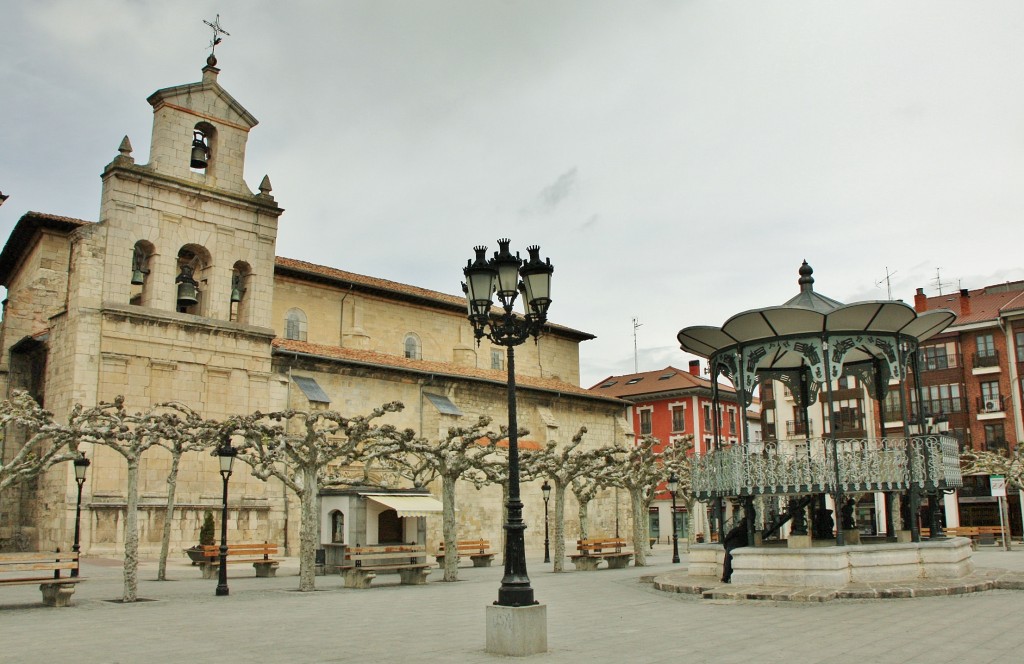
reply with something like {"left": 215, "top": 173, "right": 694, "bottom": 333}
{"left": 589, "top": 360, "right": 747, "bottom": 542}
{"left": 907, "top": 280, "right": 1024, "bottom": 533}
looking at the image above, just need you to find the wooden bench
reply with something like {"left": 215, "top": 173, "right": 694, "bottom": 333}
{"left": 435, "top": 539, "right": 495, "bottom": 568}
{"left": 199, "top": 543, "right": 280, "bottom": 579}
{"left": 339, "top": 544, "right": 431, "bottom": 588}
{"left": 0, "top": 550, "right": 83, "bottom": 607}
{"left": 569, "top": 537, "right": 633, "bottom": 571}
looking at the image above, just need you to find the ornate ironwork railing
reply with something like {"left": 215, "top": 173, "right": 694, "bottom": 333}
{"left": 692, "top": 435, "right": 962, "bottom": 500}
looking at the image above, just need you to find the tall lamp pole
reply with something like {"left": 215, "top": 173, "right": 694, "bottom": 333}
{"left": 541, "top": 480, "right": 551, "bottom": 564}
{"left": 72, "top": 454, "right": 91, "bottom": 577}
{"left": 668, "top": 472, "right": 680, "bottom": 564}
{"left": 216, "top": 438, "right": 237, "bottom": 597}
{"left": 463, "top": 239, "right": 553, "bottom": 608}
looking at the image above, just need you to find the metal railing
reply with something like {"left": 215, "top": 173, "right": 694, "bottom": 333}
{"left": 977, "top": 395, "right": 1006, "bottom": 413}
{"left": 785, "top": 420, "right": 813, "bottom": 436}
{"left": 691, "top": 435, "right": 962, "bottom": 500}
{"left": 972, "top": 351, "right": 1000, "bottom": 368}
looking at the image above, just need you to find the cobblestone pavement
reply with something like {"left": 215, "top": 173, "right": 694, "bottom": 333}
{"left": 2, "top": 545, "right": 1023, "bottom": 663}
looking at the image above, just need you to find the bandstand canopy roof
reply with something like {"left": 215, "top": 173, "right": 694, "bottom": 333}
{"left": 677, "top": 262, "right": 955, "bottom": 369}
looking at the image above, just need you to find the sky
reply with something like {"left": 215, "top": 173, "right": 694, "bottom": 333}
{"left": 2, "top": 1, "right": 1023, "bottom": 390}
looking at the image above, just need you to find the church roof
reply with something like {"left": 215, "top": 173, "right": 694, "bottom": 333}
{"left": 0, "top": 212, "right": 93, "bottom": 285}
{"left": 273, "top": 338, "right": 625, "bottom": 405}
{"left": 146, "top": 64, "right": 258, "bottom": 129}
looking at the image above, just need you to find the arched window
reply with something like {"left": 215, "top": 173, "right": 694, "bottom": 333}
{"left": 190, "top": 122, "right": 216, "bottom": 173}
{"left": 230, "top": 261, "right": 251, "bottom": 323}
{"left": 285, "top": 308, "right": 307, "bottom": 341}
{"left": 175, "top": 245, "right": 211, "bottom": 316}
{"left": 330, "top": 510, "right": 345, "bottom": 544}
{"left": 404, "top": 333, "right": 421, "bottom": 360}
{"left": 130, "top": 240, "right": 155, "bottom": 306}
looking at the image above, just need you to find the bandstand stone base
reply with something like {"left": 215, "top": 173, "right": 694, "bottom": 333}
{"left": 729, "top": 537, "right": 974, "bottom": 586}
{"left": 787, "top": 534, "right": 812, "bottom": 549}
{"left": 485, "top": 603, "right": 547, "bottom": 656}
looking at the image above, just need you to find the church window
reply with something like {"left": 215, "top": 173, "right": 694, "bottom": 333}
{"left": 285, "top": 308, "right": 307, "bottom": 341}
{"left": 404, "top": 334, "right": 421, "bottom": 360}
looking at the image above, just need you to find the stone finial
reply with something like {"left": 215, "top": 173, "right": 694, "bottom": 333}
{"left": 259, "top": 175, "right": 272, "bottom": 194}
{"left": 798, "top": 260, "right": 814, "bottom": 292}
{"left": 114, "top": 135, "right": 135, "bottom": 165}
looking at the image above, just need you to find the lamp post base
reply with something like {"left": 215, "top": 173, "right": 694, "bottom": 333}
{"left": 485, "top": 603, "right": 547, "bottom": 656}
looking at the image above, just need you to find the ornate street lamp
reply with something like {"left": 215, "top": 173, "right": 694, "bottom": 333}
{"left": 216, "top": 438, "right": 237, "bottom": 597}
{"left": 71, "top": 454, "right": 91, "bottom": 577}
{"left": 668, "top": 472, "right": 680, "bottom": 564}
{"left": 463, "top": 239, "right": 553, "bottom": 608}
{"left": 541, "top": 480, "right": 551, "bottom": 564}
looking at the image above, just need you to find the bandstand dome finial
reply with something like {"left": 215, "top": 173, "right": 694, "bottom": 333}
{"left": 798, "top": 260, "right": 814, "bottom": 291}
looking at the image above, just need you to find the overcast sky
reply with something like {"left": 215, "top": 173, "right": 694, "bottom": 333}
{"left": 3, "top": 1, "right": 1023, "bottom": 389}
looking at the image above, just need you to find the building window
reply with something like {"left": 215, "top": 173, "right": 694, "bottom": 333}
{"left": 671, "top": 406, "right": 686, "bottom": 432}
{"left": 980, "top": 381, "right": 1001, "bottom": 412}
{"left": 911, "top": 384, "right": 963, "bottom": 418}
{"left": 977, "top": 334, "right": 995, "bottom": 357}
{"left": 703, "top": 404, "right": 711, "bottom": 430}
{"left": 920, "top": 342, "right": 958, "bottom": 371}
{"left": 330, "top": 510, "right": 345, "bottom": 543}
{"left": 491, "top": 348, "right": 504, "bottom": 370}
{"left": 404, "top": 334, "right": 421, "bottom": 360}
{"left": 285, "top": 308, "right": 307, "bottom": 341}
{"left": 728, "top": 409, "right": 737, "bottom": 435}
{"left": 639, "top": 409, "right": 652, "bottom": 435}
{"left": 984, "top": 423, "right": 1006, "bottom": 451}
{"left": 626, "top": 377, "right": 643, "bottom": 385}
{"left": 1016, "top": 331, "right": 1024, "bottom": 363}
{"left": 882, "top": 390, "right": 903, "bottom": 421}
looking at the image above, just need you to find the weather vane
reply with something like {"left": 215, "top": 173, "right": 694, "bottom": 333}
{"left": 203, "top": 14, "right": 230, "bottom": 59}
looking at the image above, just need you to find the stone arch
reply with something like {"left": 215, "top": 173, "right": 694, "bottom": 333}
{"left": 230, "top": 260, "right": 252, "bottom": 324}
{"left": 404, "top": 333, "right": 422, "bottom": 360}
{"left": 285, "top": 308, "right": 307, "bottom": 341}
{"left": 130, "top": 239, "right": 156, "bottom": 306}
{"left": 190, "top": 121, "right": 217, "bottom": 173}
{"left": 175, "top": 244, "right": 212, "bottom": 316}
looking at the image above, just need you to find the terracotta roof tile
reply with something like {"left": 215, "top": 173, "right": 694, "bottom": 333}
{"left": 921, "top": 282, "right": 1024, "bottom": 326}
{"left": 589, "top": 366, "right": 738, "bottom": 399}
{"left": 273, "top": 338, "right": 625, "bottom": 405}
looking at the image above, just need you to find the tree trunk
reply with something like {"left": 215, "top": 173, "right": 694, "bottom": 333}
{"left": 578, "top": 498, "right": 590, "bottom": 541}
{"left": 297, "top": 465, "right": 318, "bottom": 591}
{"left": 441, "top": 474, "right": 459, "bottom": 582}
{"left": 553, "top": 481, "right": 567, "bottom": 572}
{"left": 123, "top": 457, "right": 140, "bottom": 601}
{"left": 157, "top": 452, "right": 182, "bottom": 581}
{"left": 629, "top": 487, "right": 647, "bottom": 566}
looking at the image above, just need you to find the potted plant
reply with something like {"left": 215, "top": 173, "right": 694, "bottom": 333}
{"left": 185, "top": 511, "right": 216, "bottom": 564}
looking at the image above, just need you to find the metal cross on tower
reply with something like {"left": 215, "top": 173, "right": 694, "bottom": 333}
{"left": 203, "top": 14, "right": 230, "bottom": 56}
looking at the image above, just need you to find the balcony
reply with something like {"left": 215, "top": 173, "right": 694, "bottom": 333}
{"left": 917, "top": 352, "right": 957, "bottom": 372}
{"left": 972, "top": 351, "right": 1000, "bottom": 369}
{"left": 977, "top": 394, "right": 1006, "bottom": 414}
{"left": 785, "top": 420, "right": 813, "bottom": 437}
{"left": 910, "top": 397, "right": 965, "bottom": 420}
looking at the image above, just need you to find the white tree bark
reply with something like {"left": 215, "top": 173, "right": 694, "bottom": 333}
{"left": 297, "top": 465, "right": 318, "bottom": 592}
{"left": 553, "top": 481, "right": 567, "bottom": 572}
{"left": 123, "top": 457, "right": 140, "bottom": 601}
{"left": 630, "top": 486, "right": 648, "bottom": 567}
{"left": 441, "top": 474, "right": 459, "bottom": 581}
{"left": 157, "top": 453, "right": 181, "bottom": 581}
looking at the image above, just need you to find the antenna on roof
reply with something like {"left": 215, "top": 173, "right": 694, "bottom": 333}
{"left": 931, "top": 268, "right": 953, "bottom": 296}
{"left": 632, "top": 317, "right": 642, "bottom": 373}
{"left": 875, "top": 266, "right": 897, "bottom": 300}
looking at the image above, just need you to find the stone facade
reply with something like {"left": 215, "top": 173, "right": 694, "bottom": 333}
{"left": 0, "top": 61, "right": 630, "bottom": 557}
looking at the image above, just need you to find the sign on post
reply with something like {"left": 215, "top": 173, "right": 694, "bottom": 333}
{"left": 991, "top": 475, "right": 1006, "bottom": 497}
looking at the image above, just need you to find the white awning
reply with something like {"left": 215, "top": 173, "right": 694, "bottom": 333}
{"left": 364, "top": 494, "right": 444, "bottom": 518}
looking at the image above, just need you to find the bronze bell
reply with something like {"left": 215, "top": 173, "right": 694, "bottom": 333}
{"left": 131, "top": 269, "right": 146, "bottom": 285}
{"left": 230, "top": 286, "right": 243, "bottom": 303}
{"left": 190, "top": 131, "right": 209, "bottom": 169}
{"left": 176, "top": 281, "right": 199, "bottom": 307}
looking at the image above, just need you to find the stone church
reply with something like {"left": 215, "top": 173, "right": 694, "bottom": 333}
{"left": 0, "top": 57, "right": 629, "bottom": 556}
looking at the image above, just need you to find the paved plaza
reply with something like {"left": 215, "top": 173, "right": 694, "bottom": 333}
{"left": 3, "top": 544, "right": 1024, "bottom": 663}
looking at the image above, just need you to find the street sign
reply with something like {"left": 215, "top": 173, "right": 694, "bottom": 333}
{"left": 991, "top": 475, "right": 1007, "bottom": 497}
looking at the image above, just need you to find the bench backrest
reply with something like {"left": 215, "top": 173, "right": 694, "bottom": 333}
{"left": 576, "top": 538, "right": 628, "bottom": 553}
{"left": 438, "top": 540, "right": 491, "bottom": 554}
{"left": 0, "top": 551, "right": 79, "bottom": 578}
{"left": 345, "top": 545, "right": 426, "bottom": 567}
{"left": 200, "top": 543, "right": 277, "bottom": 560}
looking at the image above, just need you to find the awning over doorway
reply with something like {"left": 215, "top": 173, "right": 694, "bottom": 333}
{"left": 364, "top": 494, "right": 444, "bottom": 517}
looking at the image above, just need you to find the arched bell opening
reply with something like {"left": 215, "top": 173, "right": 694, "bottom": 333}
{"left": 230, "top": 260, "right": 251, "bottom": 323}
{"left": 130, "top": 240, "right": 156, "bottom": 306}
{"left": 190, "top": 122, "right": 216, "bottom": 173}
{"left": 175, "top": 245, "right": 211, "bottom": 316}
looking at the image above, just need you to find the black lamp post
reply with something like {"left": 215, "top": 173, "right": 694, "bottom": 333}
{"left": 541, "top": 480, "right": 551, "bottom": 564}
{"left": 668, "top": 472, "right": 680, "bottom": 564}
{"left": 71, "top": 454, "right": 91, "bottom": 577}
{"left": 463, "top": 239, "right": 553, "bottom": 608}
{"left": 216, "top": 438, "right": 237, "bottom": 597}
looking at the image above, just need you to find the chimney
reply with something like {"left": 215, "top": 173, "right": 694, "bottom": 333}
{"left": 959, "top": 288, "right": 971, "bottom": 317}
{"left": 689, "top": 360, "right": 700, "bottom": 376}
{"left": 914, "top": 287, "right": 927, "bottom": 312}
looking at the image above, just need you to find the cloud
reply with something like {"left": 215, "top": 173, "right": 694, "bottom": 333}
{"left": 520, "top": 167, "right": 578, "bottom": 216}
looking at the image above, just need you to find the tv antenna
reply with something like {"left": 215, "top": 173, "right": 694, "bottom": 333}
{"left": 632, "top": 317, "right": 642, "bottom": 373}
{"left": 931, "top": 268, "right": 953, "bottom": 296}
{"left": 203, "top": 14, "right": 230, "bottom": 57}
{"left": 875, "top": 267, "right": 897, "bottom": 300}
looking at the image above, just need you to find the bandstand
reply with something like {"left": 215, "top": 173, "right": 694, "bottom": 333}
{"left": 678, "top": 263, "right": 971, "bottom": 585}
